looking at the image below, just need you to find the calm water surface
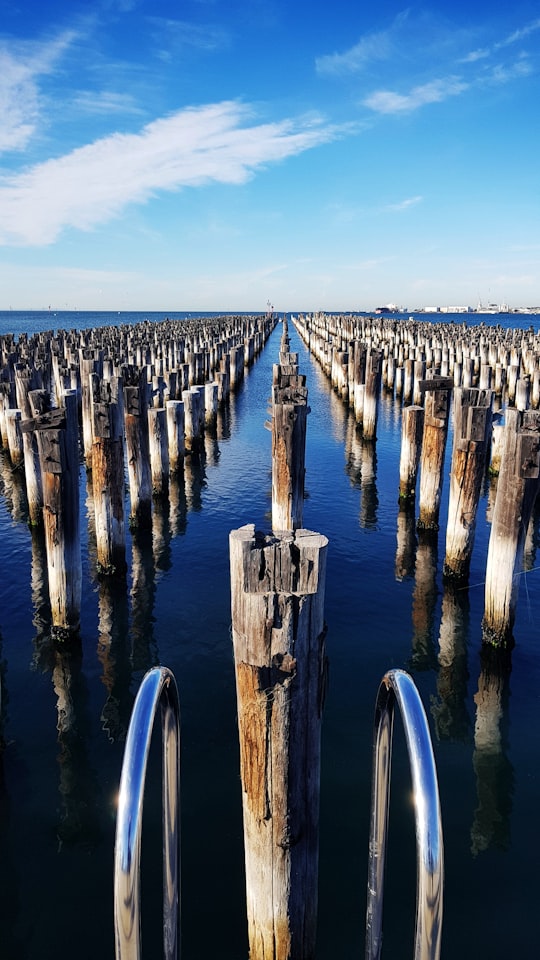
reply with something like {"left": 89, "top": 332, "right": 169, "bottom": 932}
{"left": 0, "top": 311, "right": 539, "bottom": 958}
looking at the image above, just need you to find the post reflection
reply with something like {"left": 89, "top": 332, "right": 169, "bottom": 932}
{"left": 470, "top": 651, "right": 514, "bottom": 856}
{"left": 184, "top": 447, "right": 207, "bottom": 513}
{"left": 344, "top": 419, "right": 379, "bottom": 529}
{"left": 395, "top": 503, "right": 416, "bottom": 581}
{"left": 51, "top": 644, "right": 102, "bottom": 849}
{"left": 130, "top": 528, "right": 159, "bottom": 673}
{"left": 431, "top": 583, "right": 471, "bottom": 742}
{"left": 97, "top": 578, "right": 133, "bottom": 743}
{"left": 410, "top": 531, "right": 439, "bottom": 671}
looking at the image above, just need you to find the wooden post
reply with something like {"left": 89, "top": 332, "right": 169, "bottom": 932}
{"left": 443, "top": 387, "right": 493, "bottom": 582}
{"left": 398, "top": 405, "right": 424, "bottom": 502}
{"left": 482, "top": 408, "right": 540, "bottom": 650}
{"left": 417, "top": 378, "right": 453, "bottom": 530}
{"left": 148, "top": 407, "right": 170, "bottom": 497}
{"left": 271, "top": 371, "right": 309, "bottom": 533}
{"left": 124, "top": 377, "right": 152, "bottom": 530}
{"left": 90, "top": 374, "right": 126, "bottom": 576}
{"left": 15, "top": 367, "right": 44, "bottom": 526}
{"left": 32, "top": 391, "right": 82, "bottom": 639}
{"left": 229, "top": 524, "right": 328, "bottom": 960}
{"left": 4, "top": 409, "right": 24, "bottom": 468}
{"left": 166, "top": 399, "right": 185, "bottom": 475}
{"left": 362, "top": 348, "right": 382, "bottom": 440}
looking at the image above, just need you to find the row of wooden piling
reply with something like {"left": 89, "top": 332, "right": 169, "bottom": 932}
{"left": 0, "top": 314, "right": 276, "bottom": 639}
{"left": 229, "top": 319, "right": 327, "bottom": 960}
{"left": 292, "top": 312, "right": 540, "bottom": 653}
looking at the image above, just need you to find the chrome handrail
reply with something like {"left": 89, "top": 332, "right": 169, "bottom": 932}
{"left": 114, "top": 666, "right": 181, "bottom": 960}
{"left": 365, "top": 669, "right": 444, "bottom": 960}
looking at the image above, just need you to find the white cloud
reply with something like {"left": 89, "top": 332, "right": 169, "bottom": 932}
{"left": 499, "top": 17, "right": 540, "bottom": 48}
{"left": 72, "top": 90, "right": 144, "bottom": 115}
{"left": 383, "top": 196, "right": 423, "bottom": 212}
{"left": 0, "top": 30, "right": 77, "bottom": 153}
{"left": 316, "top": 10, "right": 409, "bottom": 75}
{"left": 0, "top": 101, "right": 343, "bottom": 246}
{"left": 363, "top": 77, "right": 468, "bottom": 114}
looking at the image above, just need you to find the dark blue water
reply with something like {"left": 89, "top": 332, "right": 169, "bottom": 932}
{"left": 1, "top": 311, "right": 539, "bottom": 959}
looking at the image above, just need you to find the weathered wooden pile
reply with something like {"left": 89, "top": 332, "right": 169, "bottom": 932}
{"left": 0, "top": 314, "right": 276, "bottom": 639}
{"left": 293, "top": 312, "right": 540, "bottom": 654}
{"left": 229, "top": 318, "right": 328, "bottom": 960}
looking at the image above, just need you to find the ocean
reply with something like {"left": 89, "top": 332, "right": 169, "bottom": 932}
{"left": 0, "top": 310, "right": 539, "bottom": 959}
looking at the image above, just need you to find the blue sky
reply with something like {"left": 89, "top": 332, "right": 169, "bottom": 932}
{"left": 1, "top": 0, "right": 539, "bottom": 312}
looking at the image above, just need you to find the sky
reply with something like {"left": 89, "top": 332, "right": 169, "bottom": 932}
{"left": 0, "top": 0, "right": 539, "bottom": 313}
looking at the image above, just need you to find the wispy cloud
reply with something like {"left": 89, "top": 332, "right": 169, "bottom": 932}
{"left": 383, "top": 196, "right": 423, "bottom": 213}
{"left": 72, "top": 90, "right": 145, "bottom": 115}
{"left": 0, "top": 101, "right": 344, "bottom": 246}
{"left": 364, "top": 77, "right": 468, "bottom": 114}
{"left": 461, "top": 16, "right": 540, "bottom": 63}
{"left": 316, "top": 10, "right": 409, "bottom": 75}
{"left": 0, "top": 30, "right": 78, "bottom": 153}
{"left": 499, "top": 17, "right": 540, "bottom": 47}
{"left": 149, "top": 17, "right": 230, "bottom": 60}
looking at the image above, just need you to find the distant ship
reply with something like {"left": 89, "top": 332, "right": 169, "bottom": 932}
{"left": 375, "top": 303, "right": 404, "bottom": 314}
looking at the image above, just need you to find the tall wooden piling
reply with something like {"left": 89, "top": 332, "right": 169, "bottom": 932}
{"left": 443, "top": 388, "right": 493, "bottom": 582}
{"left": 482, "top": 408, "right": 540, "bottom": 650}
{"left": 362, "top": 349, "right": 382, "bottom": 440}
{"left": 398, "top": 405, "right": 425, "bottom": 502}
{"left": 417, "top": 378, "right": 453, "bottom": 530}
{"left": 124, "top": 377, "right": 152, "bottom": 530}
{"left": 31, "top": 390, "right": 82, "bottom": 639}
{"left": 90, "top": 375, "right": 126, "bottom": 576}
{"left": 15, "top": 366, "right": 44, "bottom": 525}
{"left": 148, "top": 407, "right": 170, "bottom": 497}
{"left": 271, "top": 368, "right": 309, "bottom": 534}
{"left": 229, "top": 524, "right": 328, "bottom": 960}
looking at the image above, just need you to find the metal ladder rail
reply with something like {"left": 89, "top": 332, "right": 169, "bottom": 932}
{"left": 114, "top": 666, "right": 181, "bottom": 960}
{"left": 365, "top": 669, "right": 444, "bottom": 960}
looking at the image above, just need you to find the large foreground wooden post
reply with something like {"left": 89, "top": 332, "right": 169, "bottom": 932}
{"left": 229, "top": 524, "right": 328, "bottom": 960}
{"left": 443, "top": 387, "right": 493, "bottom": 582}
{"left": 482, "top": 408, "right": 540, "bottom": 650}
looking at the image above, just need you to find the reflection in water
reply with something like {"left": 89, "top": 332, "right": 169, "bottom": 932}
{"left": 524, "top": 493, "right": 540, "bottom": 571}
{"left": 395, "top": 504, "right": 416, "bottom": 581}
{"left": 184, "top": 447, "right": 207, "bottom": 513}
{"left": 216, "top": 401, "right": 232, "bottom": 442}
{"left": 204, "top": 429, "right": 221, "bottom": 468}
{"left": 359, "top": 439, "right": 378, "bottom": 529}
{"left": 470, "top": 651, "right": 514, "bottom": 856}
{"left": 0, "top": 712, "right": 22, "bottom": 957}
{"left": 97, "top": 578, "right": 133, "bottom": 743}
{"left": 130, "top": 528, "right": 159, "bottom": 673}
{"left": 410, "top": 531, "right": 439, "bottom": 671}
{"left": 0, "top": 450, "right": 28, "bottom": 523}
{"left": 431, "top": 583, "right": 471, "bottom": 742}
{"left": 153, "top": 496, "right": 172, "bottom": 573}
{"left": 30, "top": 526, "right": 51, "bottom": 647}
{"left": 344, "top": 421, "right": 379, "bottom": 529}
{"left": 168, "top": 473, "right": 188, "bottom": 537}
{"left": 52, "top": 644, "right": 102, "bottom": 849}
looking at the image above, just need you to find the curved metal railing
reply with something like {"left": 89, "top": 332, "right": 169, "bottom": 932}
{"left": 365, "top": 668, "right": 444, "bottom": 960}
{"left": 114, "top": 666, "right": 181, "bottom": 960}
